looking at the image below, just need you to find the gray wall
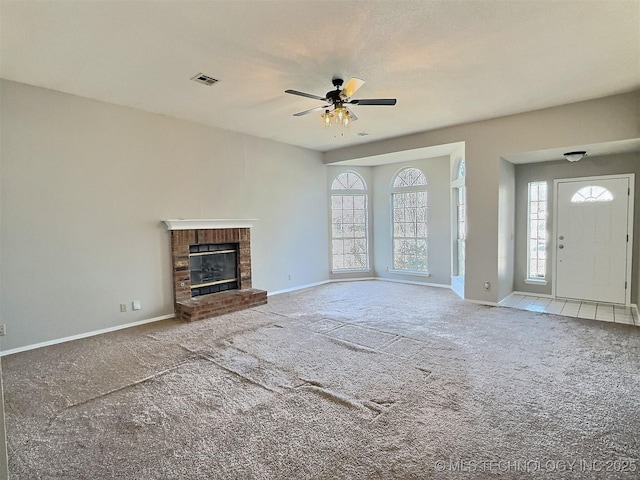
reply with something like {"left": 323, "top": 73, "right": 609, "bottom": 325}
{"left": 514, "top": 152, "right": 640, "bottom": 304}
{"left": 498, "top": 158, "right": 516, "bottom": 301}
{"left": 372, "top": 156, "right": 451, "bottom": 285}
{"left": 2, "top": 79, "right": 639, "bottom": 351}
{"left": 325, "top": 91, "right": 640, "bottom": 304}
{"left": 0, "top": 80, "right": 328, "bottom": 351}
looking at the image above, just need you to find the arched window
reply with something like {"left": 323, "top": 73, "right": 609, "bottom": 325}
{"left": 393, "top": 167, "right": 427, "bottom": 188}
{"left": 330, "top": 172, "right": 368, "bottom": 271}
{"left": 391, "top": 167, "right": 428, "bottom": 273}
{"left": 571, "top": 186, "right": 614, "bottom": 203}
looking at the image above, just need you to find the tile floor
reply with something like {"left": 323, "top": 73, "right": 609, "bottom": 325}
{"left": 499, "top": 293, "right": 639, "bottom": 326}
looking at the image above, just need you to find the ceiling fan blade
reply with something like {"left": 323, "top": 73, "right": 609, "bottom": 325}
{"left": 285, "top": 89, "right": 327, "bottom": 102}
{"left": 349, "top": 98, "right": 397, "bottom": 106}
{"left": 292, "top": 105, "right": 329, "bottom": 117}
{"left": 341, "top": 77, "right": 365, "bottom": 98}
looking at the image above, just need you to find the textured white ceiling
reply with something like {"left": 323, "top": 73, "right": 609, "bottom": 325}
{"left": 1, "top": 0, "right": 639, "bottom": 152}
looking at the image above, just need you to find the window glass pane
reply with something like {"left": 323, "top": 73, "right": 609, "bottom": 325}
{"left": 393, "top": 167, "right": 427, "bottom": 188}
{"left": 456, "top": 185, "right": 467, "bottom": 277}
{"left": 391, "top": 190, "right": 428, "bottom": 272}
{"left": 343, "top": 209, "right": 354, "bottom": 223}
{"left": 570, "top": 186, "right": 614, "bottom": 203}
{"left": 330, "top": 189, "right": 368, "bottom": 271}
{"left": 457, "top": 184, "right": 466, "bottom": 276}
{"left": 331, "top": 172, "right": 366, "bottom": 190}
{"left": 456, "top": 159, "right": 466, "bottom": 179}
{"left": 527, "top": 181, "right": 547, "bottom": 279}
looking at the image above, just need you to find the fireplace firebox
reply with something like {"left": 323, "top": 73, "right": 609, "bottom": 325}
{"left": 189, "top": 243, "right": 238, "bottom": 296}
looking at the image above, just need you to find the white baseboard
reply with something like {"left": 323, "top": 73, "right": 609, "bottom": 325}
{"left": 510, "top": 291, "right": 554, "bottom": 299}
{"left": 373, "top": 276, "right": 451, "bottom": 289}
{"left": 330, "top": 277, "right": 378, "bottom": 283}
{"left": 0, "top": 314, "right": 175, "bottom": 357}
{"left": 465, "top": 298, "right": 500, "bottom": 307}
{"left": 267, "top": 280, "right": 331, "bottom": 297}
{"left": 268, "top": 276, "right": 451, "bottom": 297}
{"left": 331, "top": 275, "right": 451, "bottom": 289}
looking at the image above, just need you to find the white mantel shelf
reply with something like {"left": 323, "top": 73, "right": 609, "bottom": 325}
{"left": 164, "top": 219, "right": 257, "bottom": 230}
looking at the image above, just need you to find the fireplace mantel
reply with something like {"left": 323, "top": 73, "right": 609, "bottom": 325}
{"left": 164, "top": 219, "right": 257, "bottom": 230}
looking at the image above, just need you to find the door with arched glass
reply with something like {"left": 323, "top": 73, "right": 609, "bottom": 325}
{"left": 554, "top": 175, "right": 634, "bottom": 304}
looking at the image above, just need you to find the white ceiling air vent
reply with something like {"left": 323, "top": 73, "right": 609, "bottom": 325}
{"left": 353, "top": 132, "right": 369, "bottom": 137}
{"left": 191, "top": 73, "right": 219, "bottom": 86}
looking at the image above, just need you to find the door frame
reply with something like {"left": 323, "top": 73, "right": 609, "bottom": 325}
{"left": 552, "top": 173, "right": 635, "bottom": 306}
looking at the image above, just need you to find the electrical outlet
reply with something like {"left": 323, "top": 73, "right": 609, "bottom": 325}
{"left": 288, "top": 274, "right": 292, "bottom": 280}
{"left": 0, "top": 324, "right": 6, "bottom": 336}
{"left": 120, "top": 304, "right": 127, "bottom": 312}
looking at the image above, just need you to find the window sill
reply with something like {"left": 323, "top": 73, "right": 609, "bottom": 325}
{"left": 388, "top": 269, "right": 430, "bottom": 277}
{"left": 332, "top": 268, "right": 371, "bottom": 274}
{"left": 524, "top": 278, "right": 548, "bottom": 286}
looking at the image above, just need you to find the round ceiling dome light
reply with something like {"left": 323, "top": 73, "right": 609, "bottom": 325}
{"left": 564, "top": 150, "right": 587, "bottom": 162}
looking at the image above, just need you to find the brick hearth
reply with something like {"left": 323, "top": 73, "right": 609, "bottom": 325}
{"left": 169, "top": 225, "right": 267, "bottom": 321}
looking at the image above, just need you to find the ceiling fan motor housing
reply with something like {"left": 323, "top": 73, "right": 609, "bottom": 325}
{"left": 326, "top": 89, "right": 343, "bottom": 104}
{"left": 328, "top": 78, "right": 347, "bottom": 104}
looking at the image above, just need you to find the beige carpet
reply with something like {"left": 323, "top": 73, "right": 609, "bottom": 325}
{"left": 3, "top": 281, "right": 640, "bottom": 479}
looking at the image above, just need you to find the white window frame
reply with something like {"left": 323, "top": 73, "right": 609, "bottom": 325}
{"left": 390, "top": 167, "right": 429, "bottom": 276}
{"left": 526, "top": 181, "right": 548, "bottom": 285}
{"left": 452, "top": 159, "right": 466, "bottom": 278}
{"left": 330, "top": 172, "right": 369, "bottom": 273}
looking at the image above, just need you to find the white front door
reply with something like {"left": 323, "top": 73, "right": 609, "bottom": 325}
{"left": 554, "top": 175, "right": 633, "bottom": 304}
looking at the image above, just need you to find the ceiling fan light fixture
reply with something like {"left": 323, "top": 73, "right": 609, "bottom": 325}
{"left": 564, "top": 150, "right": 587, "bottom": 162}
{"left": 322, "top": 110, "right": 333, "bottom": 127}
{"left": 321, "top": 106, "right": 352, "bottom": 128}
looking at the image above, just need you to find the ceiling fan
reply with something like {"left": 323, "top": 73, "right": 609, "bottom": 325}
{"left": 285, "top": 77, "right": 397, "bottom": 127}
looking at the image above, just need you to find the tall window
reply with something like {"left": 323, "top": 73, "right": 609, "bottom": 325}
{"left": 527, "top": 181, "right": 547, "bottom": 281}
{"left": 453, "top": 159, "right": 466, "bottom": 277}
{"left": 392, "top": 167, "right": 428, "bottom": 273}
{"left": 331, "top": 172, "right": 368, "bottom": 271}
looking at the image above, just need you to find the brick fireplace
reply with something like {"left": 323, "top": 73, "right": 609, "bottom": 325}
{"left": 165, "top": 220, "right": 267, "bottom": 322}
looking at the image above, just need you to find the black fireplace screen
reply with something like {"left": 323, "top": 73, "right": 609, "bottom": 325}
{"left": 189, "top": 243, "right": 239, "bottom": 297}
